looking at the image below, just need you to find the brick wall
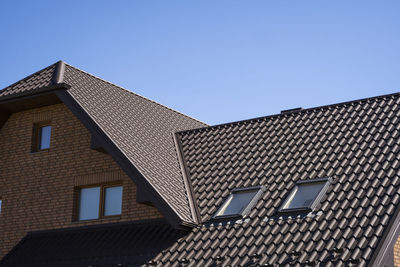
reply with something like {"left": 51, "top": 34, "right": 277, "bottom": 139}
{"left": 0, "top": 103, "right": 162, "bottom": 257}
{"left": 395, "top": 234, "right": 400, "bottom": 266}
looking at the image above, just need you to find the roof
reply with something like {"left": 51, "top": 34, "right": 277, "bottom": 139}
{"left": 2, "top": 61, "right": 400, "bottom": 266}
{"left": 0, "top": 64, "right": 56, "bottom": 98}
{"left": 0, "top": 61, "right": 207, "bottom": 226}
{"left": 0, "top": 219, "right": 184, "bottom": 267}
{"left": 147, "top": 93, "right": 400, "bottom": 266}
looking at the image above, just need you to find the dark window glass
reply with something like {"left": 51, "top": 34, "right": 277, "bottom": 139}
{"left": 39, "top": 126, "right": 52, "bottom": 150}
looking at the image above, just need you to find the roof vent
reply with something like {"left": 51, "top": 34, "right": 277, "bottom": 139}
{"left": 281, "top": 107, "right": 303, "bottom": 114}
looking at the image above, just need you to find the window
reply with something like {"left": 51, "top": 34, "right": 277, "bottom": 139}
{"left": 0, "top": 199, "right": 2, "bottom": 215}
{"left": 78, "top": 184, "right": 123, "bottom": 221}
{"left": 279, "top": 178, "right": 331, "bottom": 213}
{"left": 39, "top": 125, "right": 52, "bottom": 150}
{"left": 32, "top": 121, "right": 52, "bottom": 151}
{"left": 79, "top": 187, "right": 101, "bottom": 220}
{"left": 213, "top": 186, "right": 264, "bottom": 219}
{"left": 104, "top": 186, "right": 123, "bottom": 216}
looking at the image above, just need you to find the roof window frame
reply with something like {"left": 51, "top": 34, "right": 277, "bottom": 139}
{"left": 278, "top": 177, "right": 332, "bottom": 215}
{"left": 212, "top": 185, "right": 265, "bottom": 221}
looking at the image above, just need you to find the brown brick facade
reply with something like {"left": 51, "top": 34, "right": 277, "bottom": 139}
{"left": 0, "top": 103, "right": 162, "bottom": 257}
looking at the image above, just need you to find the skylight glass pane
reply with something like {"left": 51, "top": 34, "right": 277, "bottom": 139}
{"left": 216, "top": 190, "right": 258, "bottom": 216}
{"left": 39, "top": 126, "right": 51, "bottom": 150}
{"left": 282, "top": 182, "right": 325, "bottom": 210}
{"left": 104, "top": 186, "right": 123, "bottom": 216}
{"left": 79, "top": 187, "right": 100, "bottom": 220}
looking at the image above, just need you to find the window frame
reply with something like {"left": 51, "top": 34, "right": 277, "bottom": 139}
{"left": 278, "top": 177, "right": 332, "bottom": 214}
{"left": 212, "top": 186, "right": 265, "bottom": 220}
{"left": 77, "top": 182, "right": 123, "bottom": 221}
{"left": 31, "top": 121, "right": 52, "bottom": 152}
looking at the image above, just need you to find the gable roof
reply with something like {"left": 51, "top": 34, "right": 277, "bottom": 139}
{"left": 148, "top": 93, "right": 400, "bottom": 266}
{"left": 0, "top": 219, "right": 184, "bottom": 267}
{"left": 0, "top": 61, "right": 207, "bottom": 226}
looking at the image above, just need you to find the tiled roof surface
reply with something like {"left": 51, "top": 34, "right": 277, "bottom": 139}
{"left": 0, "top": 64, "right": 56, "bottom": 97}
{"left": 62, "top": 64, "right": 206, "bottom": 222}
{"left": 0, "top": 220, "right": 184, "bottom": 267}
{"left": 152, "top": 93, "right": 400, "bottom": 266}
{"left": 3, "top": 62, "right": 400, "bottom": 266}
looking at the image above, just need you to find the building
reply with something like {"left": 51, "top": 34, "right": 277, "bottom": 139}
{"left": 0, "top": 61, "right": 399, "bottom": 266}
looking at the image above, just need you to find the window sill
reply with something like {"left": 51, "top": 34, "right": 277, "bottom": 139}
{"left": 30, "top": 149, "right": 50, "bottom": 154}
{"left": 72, "top": 215, "right": 122, "bottom": 224}
{"left": 277, "top": 207, "right": 312, "bottom": 216}
{"left": 210, "top": 214, "right": 243, "bottom": 222}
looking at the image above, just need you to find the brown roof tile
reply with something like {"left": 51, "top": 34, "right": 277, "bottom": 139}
{"left": 0, "top": 64, "right": 56, "bottom": 97}
{"left": 147, "top": 93, "right": 400, "bottom": 266}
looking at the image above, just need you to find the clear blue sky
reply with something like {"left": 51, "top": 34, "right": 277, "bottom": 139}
{"left": 1, "top": 1, "right": 399, "bottom": 125}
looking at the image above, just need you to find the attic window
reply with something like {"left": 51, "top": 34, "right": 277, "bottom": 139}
{"left": 32, "top": 121, "right": 52, "bottom": 152}
{"left": 279, "top": 178, "right": 331, "bottom": 213}
{"left": 213, "top": 186, "right": 264, "bottom": 219}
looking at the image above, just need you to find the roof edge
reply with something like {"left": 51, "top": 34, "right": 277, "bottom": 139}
{"left": 368, "top": 200, "right": 400, "bottom": 266}
{"left": 176, "top": 91, "right": 400, "bottom": 135}
{"left": 0, "top": 83, "right": 70, "bottom": 103}
{"left": 63, "top": 62, "right": 208, "bottom": 127}
{"left": 173, "top": 132, "right": 201, "bottom": 224}
{"left": 0, "top": 61, "right": 59, "bottom": 92}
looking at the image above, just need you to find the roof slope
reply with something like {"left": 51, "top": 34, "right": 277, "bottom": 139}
{"left": 0, "top": 61, "right": 207, "bottom": 224}
{"left": 0, "top": 220, "right": 184, "bottom": 267}
{"left": 154, "top": 93, "right": 400, "bottom": 266}
{"left": 0, "top": 64, "right": 56, "bottom": 98}
{"left": 62, "top": 64, "right": 206, "bottom": 223}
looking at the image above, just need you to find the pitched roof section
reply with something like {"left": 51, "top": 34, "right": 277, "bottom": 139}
{"left": 0, "top": 220, "right": 184, "bottom": 267}
{"left": 161, "top": 93, "right": 400, "bottom": 266}
{"left": 0, "top": 63, "right": 56, "bottom": 98}
{"left": 0, "top": 61, "right": 207, "bottom": 225}
{"left": 62, "top": 64, "right": 206, "bottom": 223}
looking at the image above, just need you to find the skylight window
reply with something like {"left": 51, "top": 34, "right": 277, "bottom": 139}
{"left": 279, "top": 178, "right": 331, "bottom": 213}
{"left": 214, "top": 186, "right": 264, "bottom": 219}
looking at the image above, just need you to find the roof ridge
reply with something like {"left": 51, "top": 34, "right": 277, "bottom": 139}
{"left": 52, "top": 60, "right": 65, "bottom": 84}
{"left": 177, "top": 91, "right": 400, "bottom": 135}
{"left": 63, "top": 62, "right": 208, "bottom": 126}
{"left": 0, "top": 61, "right": 59, "bottom": 92}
